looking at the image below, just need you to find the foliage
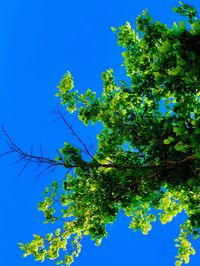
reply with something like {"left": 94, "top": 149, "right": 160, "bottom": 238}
{"left": 19, "top": 2, "right": 200, "bottom": 266}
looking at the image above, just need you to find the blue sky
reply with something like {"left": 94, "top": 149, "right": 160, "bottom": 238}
{"left": 0, "top": 0, "right": 200, "bottom": 265}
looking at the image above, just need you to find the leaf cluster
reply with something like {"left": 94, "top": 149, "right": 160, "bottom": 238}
{"left": 20, "top": 2, "right": 200, "bottom": 266}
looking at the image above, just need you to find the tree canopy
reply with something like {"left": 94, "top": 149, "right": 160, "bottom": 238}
{"left": 15, "top": 2, "right": 200, "bottom": 266}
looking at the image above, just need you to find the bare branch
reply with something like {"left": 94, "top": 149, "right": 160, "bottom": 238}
{"left": 0, "top": 126, "right": 72, "bottom": 178}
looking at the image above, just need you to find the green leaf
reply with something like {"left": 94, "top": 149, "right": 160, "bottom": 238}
{"left": 174, "top": 141, "right": 185, "bottom": 151}
{"left": 56, "top": 260, "right": 63, "bottom": 265}
{"left": 111, "top": 26, "right": 117, "bottom": 32}
{"left": 164, "top": 139, "right": 171, "bottom": 145}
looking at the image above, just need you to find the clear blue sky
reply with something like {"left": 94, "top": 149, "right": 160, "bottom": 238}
{"left": 0, "top": 1, "right": 200, "bottom": 265}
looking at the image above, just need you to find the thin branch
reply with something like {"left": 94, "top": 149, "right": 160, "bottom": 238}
{"left": 86, "top": 135, "right": 97, "bottom": 155}
{"left": 51, "top": 106, "right": 96, "bottom": 161}
{"left": 0, "top": 126, "right": 72, "bottom": 178}
{"left": 34, "top": 164, "right": 57, "bottom": 182}
{"left": 1, "top": 126, "right": 62, "bottom": 164}
{"left": 17, "top": 158, "right": 31, "bottom": 179}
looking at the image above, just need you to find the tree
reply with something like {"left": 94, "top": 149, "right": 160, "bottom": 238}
{"left": 3, "top": 2, "right": 200, "bottom": 266}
